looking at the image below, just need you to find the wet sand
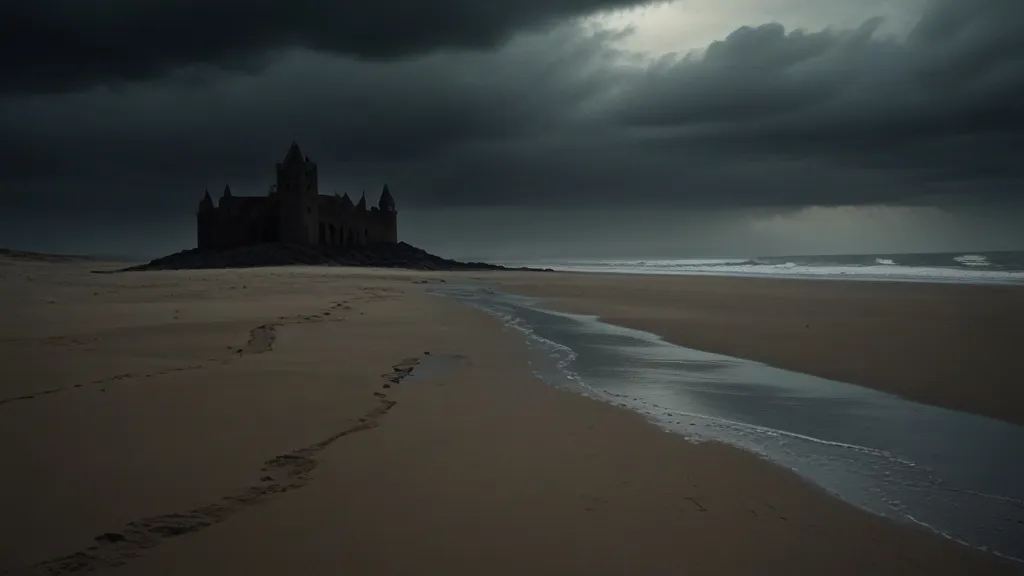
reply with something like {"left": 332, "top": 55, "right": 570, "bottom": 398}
{"left": 0, "top": 258, "right": 1016, "bottom": 574}
{"left": 491, "top": 271, "right": 1024, "bottom": 426}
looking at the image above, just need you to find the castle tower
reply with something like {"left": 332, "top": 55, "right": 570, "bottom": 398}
{"left": 275, "top": 141, "right": 319, "bottom": 244}
{"left": 377, "top": 184, "right": 398, "bottom": 243}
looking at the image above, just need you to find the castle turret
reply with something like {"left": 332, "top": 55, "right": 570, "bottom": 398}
{"left": 356, "top": 191, "right": 367, "bottom": 211}
{"left": 197, "top": 189, "right": 216, "bottom": 249}
{"left": 340, "top": 193, "right": 354, "bottom": 210}
{"left": 377, "top": 184, "right": 398, "bottom": 243}
{"left": 198, "top": 189, "right": 214, "bottom": 213}
{"left": 219, "top": 185, "right": 232, "bottom": 207}
{"left": 378, "top": 184, "right": 396, "bottom": 212}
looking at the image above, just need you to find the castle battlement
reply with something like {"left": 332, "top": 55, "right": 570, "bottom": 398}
{"left": 196, "top": 142, "right": 398, "bottom": 250}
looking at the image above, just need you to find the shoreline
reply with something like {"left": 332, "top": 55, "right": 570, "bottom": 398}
{"left": 487, "top": 270, "right": 1024, "bottom": 426}
{"left": 1, "top": 258, "right": 1018, "bottom": 574}
{"left": 516, "top": 267, "right": 1024, "bottom": 286}
{"left": 437, "top": 281, "right": 1024, "bottom": 562}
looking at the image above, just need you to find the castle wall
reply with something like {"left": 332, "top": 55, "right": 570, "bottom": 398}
{"left": 197, "top": 197, "right": 278, "bottom": 250}
{"left": 316, "top": 196, "right": 397, "bottom": 247}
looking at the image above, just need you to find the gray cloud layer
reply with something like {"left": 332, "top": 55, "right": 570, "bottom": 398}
{"left": 0, "top": 0, "right": 1021, "bottom": 219}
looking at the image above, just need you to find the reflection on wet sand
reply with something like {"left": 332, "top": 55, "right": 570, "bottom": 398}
{"left": 436, "top": 285, "right": 1024, "bottom": 563}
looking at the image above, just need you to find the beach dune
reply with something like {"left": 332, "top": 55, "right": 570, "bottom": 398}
{"left": 0, "top": 257, "right": 1017, "bottom": 574}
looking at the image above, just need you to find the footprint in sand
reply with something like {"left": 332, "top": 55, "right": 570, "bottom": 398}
{"left": 26, "top": 352, "right": 427, "bottom": 575}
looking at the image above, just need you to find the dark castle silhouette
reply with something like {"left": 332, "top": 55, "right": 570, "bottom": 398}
{"left": 196, "top": 142, "right": 397, "bottom": 250}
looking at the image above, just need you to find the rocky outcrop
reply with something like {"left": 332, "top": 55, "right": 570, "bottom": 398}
{"left": 122, "top": 242, "right": 545, "bottom": 272}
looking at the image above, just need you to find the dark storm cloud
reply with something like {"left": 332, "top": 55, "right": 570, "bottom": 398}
{"left": 0, "top": 0, "right": 1022, "bottom": 218}
{"left": 609, "top": 0, "right": 1024, "bottom": 181}
{"left": 0, "top": 25, "right": 627, "bottom": 198}
{"left": 0, "top": 0, "right": 657, "bottom": 94}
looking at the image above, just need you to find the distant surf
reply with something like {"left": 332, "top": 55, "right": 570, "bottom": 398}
{"left": 494, "top": 250, "right": 1024, "bottom": 284}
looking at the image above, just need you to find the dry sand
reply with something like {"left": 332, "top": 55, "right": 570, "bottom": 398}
{"left": 493, "top": 271, "right": 1024, "bottom": 426}
{"left": 0, "top": 257, "right": 1016, "bottom": 574}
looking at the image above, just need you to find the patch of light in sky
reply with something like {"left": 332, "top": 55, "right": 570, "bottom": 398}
{"left": 741, "top": 204, "right": 970, "bottom": 254}
{"left": 588, "top": 0, "right": 928, "bottom": 56}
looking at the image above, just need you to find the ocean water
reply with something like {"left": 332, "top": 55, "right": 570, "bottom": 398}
{"left": 433, "top": 285, "right": 1024, "bottom": 563}
{"left": 495, "top": 250, "right": 1024, "bottom": 284}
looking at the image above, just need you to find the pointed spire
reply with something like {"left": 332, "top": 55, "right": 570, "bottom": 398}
{"left": 340, "top": 193, "right": 354, "bottom": 209}
{"left": 283, "top": 141, "right": 304, "bottom": 165}
{"left": 222, "top": 184, "right": 232, "bottom": 197}
{"left": 199, "top": 189, "right": 214, "bottom": 211}
{"left": 356, "top": 191, "right": 367, "bottom": 211}
{"left": 378, "top": 184, "right": 395, "bottom": 212}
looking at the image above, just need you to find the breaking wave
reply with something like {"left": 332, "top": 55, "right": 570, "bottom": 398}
{"left": 954, "top": 254, "right": 990, "bottom": 267}
{"left": 497, "top": 251, "right": 1024, "bottom": 284}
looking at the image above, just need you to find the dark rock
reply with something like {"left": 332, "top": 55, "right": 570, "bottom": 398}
{"left": 120, "top": 242, "right": 552, "bottom": 273}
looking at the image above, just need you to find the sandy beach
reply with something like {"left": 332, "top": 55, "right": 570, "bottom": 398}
{"left": 0, "top": 256, "right": 1018, "bottom": 574}
{"left": 493, "top": 271, "right": 1024, "bottom": 426}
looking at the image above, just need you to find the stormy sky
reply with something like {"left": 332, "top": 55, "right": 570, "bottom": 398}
{"left": 1, "top": 0, "right": 1022, "bottom": 259}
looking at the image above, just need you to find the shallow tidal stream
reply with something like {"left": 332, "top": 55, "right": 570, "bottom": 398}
{"left": 434, "top": 285, "right": 1024, "bottom": 563}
